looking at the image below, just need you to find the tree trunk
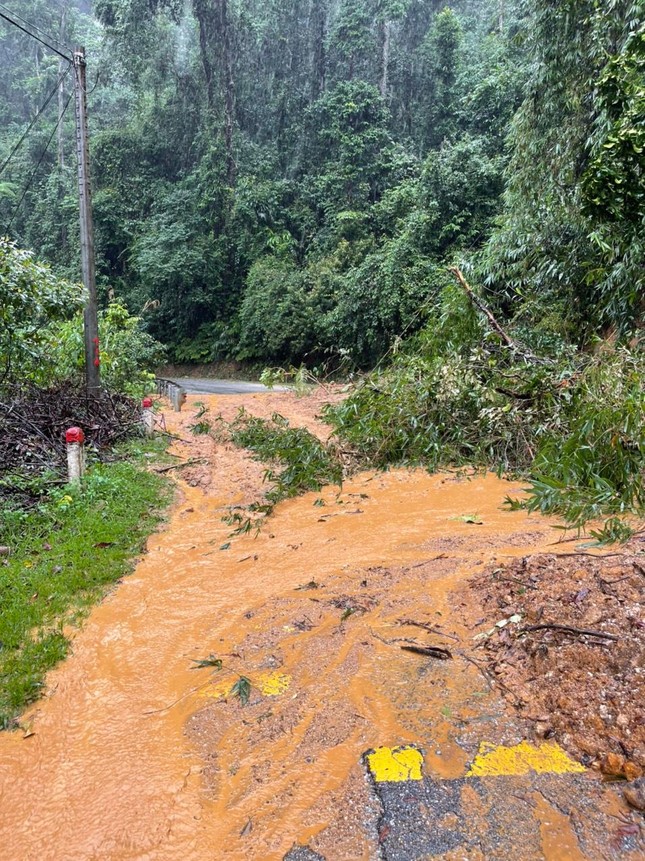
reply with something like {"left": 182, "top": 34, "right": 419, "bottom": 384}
{"left": 311, "top": 0, "right": 327, "bottom": 101}
{"left": 380, "top": 20, "right": 391, "bottom": 100}
{"left": 192, "top": 0, "right": 236, "bottom": 187}
{"left": 220, "top": 0, "right": 236, "bottom": 187}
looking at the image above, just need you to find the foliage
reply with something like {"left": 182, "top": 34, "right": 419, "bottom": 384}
{"left": 230, "top": 675, "right": 251, "bottom": 706}
{"left": 190, "top": 655, "right": 223, "bottom": 670}
{"left": 3, "top": 0, "right": 644, "bottom": 537}
{"left": 236, "top": 259, "right": 331, "bottom": 364}
{"left": 46, "top": 301, "right": 165, "bottom": 395}
{"left": 1, "top": 0, "right": 522, "bottom": 368}
{"left": 483, "top": 0, "right": 645, "bottom": 339}
{"left": 326, "top": 279, "right": 645, "bottom": 536}
{"left": 0, "top": 238, "right": 83, "bottom": 386}
{"left": 522, "top": 348, "right": 645, "bottom": 534}
{"left": 0, "top": 448, "right": 171, "bottom": 729}
{"left": 229, "top": 409, "right": 343, "bottom": 504}
{"left": 224, "top": 408, "right": 343, "bottom": 534}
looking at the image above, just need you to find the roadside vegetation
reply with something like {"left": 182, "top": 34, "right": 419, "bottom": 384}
{"left": 0, "top": 239, "right": 171, "bottom": 727}
{"left": 225, "top": 409, "right": 343, "bottom": 534}
{"left": 3, "top": 1, "right": 642, "bottom": 538}
{"left": 0, "top": 443, "right": 171, "bottom": 729}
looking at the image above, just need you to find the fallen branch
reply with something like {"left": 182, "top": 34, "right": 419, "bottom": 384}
{"left": 448, "top": 267, "right": 549, "bottom": 366}
{"left": 405, "top": 554, "right": 447, "bottom": 570}
{"left": 518, "top": 624, "right": 619, "bottom": 642}
{"left": 154, "top": 458, "right": 208, "bottom": 474}
{"left": 397, "top": 618, "right": 459, "bottom": 641}
{"left": 449, "top": 267, "right": 515, "bottom": 348}
{"left": 401, "top": 644, "right": 452, "bottom": 660}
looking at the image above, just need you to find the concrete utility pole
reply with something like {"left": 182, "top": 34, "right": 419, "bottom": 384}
{"left": 73, "top": 46, "right": 100, "bottom": 392}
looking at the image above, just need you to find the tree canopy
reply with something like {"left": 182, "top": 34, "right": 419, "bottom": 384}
{"left": 0, "top": 0, "right": 642, "bottom": 368}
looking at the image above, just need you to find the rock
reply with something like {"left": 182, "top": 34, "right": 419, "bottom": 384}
{"left": 623, "top": 778, "right": 645, "bottom": 811}
{"left": 535, "top": 721, "right": 553, "bottom": 739}
{"left": 600, "top": 752, "right": 626, "bottom": 777}
{"left": 0, "top": 546, "right": 10, "bottom": 556}
{"left": 624, "top": 761, "right": 643, "bottom": 781}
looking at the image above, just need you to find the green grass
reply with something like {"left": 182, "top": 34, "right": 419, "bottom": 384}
{"left": 0, "top": 439, "right": 172, "bottom": 729}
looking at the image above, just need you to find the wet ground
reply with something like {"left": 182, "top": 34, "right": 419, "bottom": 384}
{"left": 0, "top": 390, "right": 642, "bottom": 860}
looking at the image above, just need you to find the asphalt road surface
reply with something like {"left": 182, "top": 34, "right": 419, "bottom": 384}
{"left": 165, "top": 377, "right": 288, "bottom": 395}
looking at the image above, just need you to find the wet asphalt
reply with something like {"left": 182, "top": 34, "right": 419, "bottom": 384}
{"left": 165, "top": 377, "right": 288, "bottom": 395}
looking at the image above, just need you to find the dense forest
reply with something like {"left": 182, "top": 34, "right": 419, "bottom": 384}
{"left": 1, "top": 0, "right": 645, "bottom": 533}
{"left": 2, "top": 0, "right": 639, "bottom": 369}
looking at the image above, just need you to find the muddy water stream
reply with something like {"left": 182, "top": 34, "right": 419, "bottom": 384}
{"left": 0, "top": 394, "right": 629, "bottom": 860}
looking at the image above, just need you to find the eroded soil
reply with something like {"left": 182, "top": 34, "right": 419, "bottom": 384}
{"left": 0, "top": 389, "right": 642, "bottom": 860}
{"left": 463, "top": 551, "right": 645, "bottom": 779}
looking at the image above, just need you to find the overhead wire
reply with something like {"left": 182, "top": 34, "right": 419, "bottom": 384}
{"left": 0, "top": 7, "right": 73, "bottom": 62}
{"left": 0, "top": 2, "right": 73, "bottom": 56}
{"left": 0, "top": 64, "right": 71, "bottom": 178}
{"left": 4, "top": 89, "right": 74, "bottom": 234}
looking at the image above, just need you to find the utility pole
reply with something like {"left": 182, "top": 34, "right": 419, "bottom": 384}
{"left": 73, "top": 46, "right": 100, "bottom": 391}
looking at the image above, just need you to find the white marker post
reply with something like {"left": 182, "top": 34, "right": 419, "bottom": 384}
{"left": 142, "top": 396, "right": 154, "bottom": 436}
{"left": 65, "top": 426, "right": 86, "bottom": 484}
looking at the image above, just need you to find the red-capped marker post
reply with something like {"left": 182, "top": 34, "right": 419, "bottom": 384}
{"left": 66, "top": 427, "right": 85, "bottom": 484}
{"left": 142, "top": 397, "right": 154, "bottom": 436}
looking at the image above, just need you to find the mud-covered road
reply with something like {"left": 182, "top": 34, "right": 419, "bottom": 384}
{"left": 0, "top": 389, "right": 641, "bottom": 860}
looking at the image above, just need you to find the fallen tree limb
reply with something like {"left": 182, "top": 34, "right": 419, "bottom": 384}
{"left": 448, "top": 267, "right": 550, "bottom": 366}
{"left": 397, "top": 618, "right": 460, "bottom": 641}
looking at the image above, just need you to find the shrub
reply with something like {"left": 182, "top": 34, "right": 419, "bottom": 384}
{"left": 46, "top": 301, "right": 165, "bottom": 396}
{"left": 0, "top": 238, "right": 83, "bottom": 387}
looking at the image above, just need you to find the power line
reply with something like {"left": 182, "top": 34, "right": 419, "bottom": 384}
{"left": 4, "top": 90, "right": 73, "bottom": 234}
{"left": 0, "top": 65, "right": 71, "bottom": 178}
{"left": 0, "top": 2, "right": 72, "bottom": 57}
{"left": 0, "top": 7, "right": 73, "bottom": 63}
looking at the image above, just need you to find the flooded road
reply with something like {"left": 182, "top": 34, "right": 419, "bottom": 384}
{"left": 0, "top": 392, "right": 639, "bottom": 860}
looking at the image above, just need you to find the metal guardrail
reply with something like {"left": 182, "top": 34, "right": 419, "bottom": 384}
{"left": 155, "top": 377, "right": 186, "bottom": 412}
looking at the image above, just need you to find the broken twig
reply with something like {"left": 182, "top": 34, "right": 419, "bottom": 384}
{"left": 401, "top": 644, "right": 452, "bottom": 660}
{"left": 154, "top": 458, "right": 208, "bottom": 473}
{"left": 397, "top": 618, "right": 459, "bottom": 642}
{"left": 518, "top": 624, "right": 618, "bottom": 642}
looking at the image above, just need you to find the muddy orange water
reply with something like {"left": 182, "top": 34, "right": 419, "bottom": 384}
{"left": 0, "top": 392, "right": 637, "bottom": 860}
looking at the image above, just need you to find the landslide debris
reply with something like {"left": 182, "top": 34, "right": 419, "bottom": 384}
{"left": 466, "top": 547, "right": 645, "bottom": 779}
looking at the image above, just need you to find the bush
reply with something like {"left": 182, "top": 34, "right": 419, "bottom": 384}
{"left": 0, "top": 238, "right": 83, "bottom": 387}
{"left": 325, "top": 281, "right": 645, "bottom": 537}
{"left": 237, "top": 259, "right": 334, "bottom": 363}
{"left": 46, "top": 301, "right": 165, "bottom": 396}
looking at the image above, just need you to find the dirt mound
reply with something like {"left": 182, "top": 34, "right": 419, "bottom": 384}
{"left": 465, "top": 548, "right": 645, "bottom": 778}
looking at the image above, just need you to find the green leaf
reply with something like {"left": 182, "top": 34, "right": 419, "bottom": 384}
{"left": 191, "top": 655, "right": 223, "bottom": 670}
{"left": 231, "top": 676, "right": 252, "bottom": 706}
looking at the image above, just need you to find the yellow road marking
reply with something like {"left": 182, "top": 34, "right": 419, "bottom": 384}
{"left": 367, "top": 746, "right": 424, "bottom": 782}
{"left": 257, "top": 671, "right": 291, "bottom": 696}
{"left": 466, "top": 741, "right": 586, "bottom": 777}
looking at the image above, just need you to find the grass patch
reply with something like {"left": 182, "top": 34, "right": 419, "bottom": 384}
{"left": 0, "top": 439, "right": 172, "bottom": 729}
